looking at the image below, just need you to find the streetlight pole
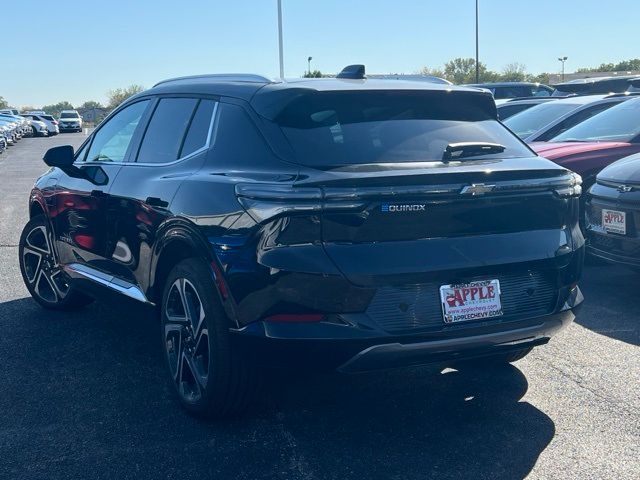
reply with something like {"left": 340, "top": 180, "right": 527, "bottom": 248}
{"left": 277, "top": 0, "right": 284, "bottom": 78}
{"left": 558, "top": 56, "right": 568, "bottom": 82}
{"left": 308, "top": 56, "right": 313, "bottom": 76}
{"left": 475, "top": 0, "right": 479, "bottom": 83}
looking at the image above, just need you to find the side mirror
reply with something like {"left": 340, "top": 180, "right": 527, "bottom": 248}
{"left": 43, "top": 145, "right": 74, "bottom": 168}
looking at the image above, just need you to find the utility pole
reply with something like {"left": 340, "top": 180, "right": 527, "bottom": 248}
{"left": 277, "top": 0, "right": 284, "bottom": 78}
{"left": 308, "top": 56, "right": 312, "bottom": 76}
{"left": 558, "top": 56, "right": 568, "bottom": 82}
{"left": 475, "top": 0, "right": 479, "bottom": 83}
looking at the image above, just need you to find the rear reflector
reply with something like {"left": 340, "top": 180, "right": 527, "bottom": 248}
{"left": 265, "top": 314, "right": 324, "bottom": 323}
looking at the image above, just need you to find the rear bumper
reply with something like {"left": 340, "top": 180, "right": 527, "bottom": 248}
{"left": 232, "top": 286, "right": 582, "bottom": 373}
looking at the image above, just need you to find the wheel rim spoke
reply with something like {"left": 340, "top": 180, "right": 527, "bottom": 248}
{"left": 34, "top": 269, "right": 58, "bottom": 303}
{"left": 164, "top": 323, "right": 183, "bottom": 381}
{"left": 22, "top": 224, "right": 68, "bottom": 303}
{"left": 164, "top": 276, "right": 210, "bottom": 402}
{"left": 22, "top": 247, "right": 42, "bottom": 284}
{"left": 25, "top": 226, "right": 51, "bottom": 256}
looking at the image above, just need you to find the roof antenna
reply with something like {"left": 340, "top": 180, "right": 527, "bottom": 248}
{"left": 337, "top": 64, "right": 366, "bottom": 80}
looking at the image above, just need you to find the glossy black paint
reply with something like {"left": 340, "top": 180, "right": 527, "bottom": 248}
{"left": 28, "top": 76, "right": 585, "bottom": 371}
{"left": 586, "top": 153, "right": 640, "bottom": 266}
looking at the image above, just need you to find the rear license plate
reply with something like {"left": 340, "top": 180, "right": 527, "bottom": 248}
{"left": 602, "top": 209, "right": 626, "bottom": 234}
{"left": 440, "top": 279, "right": 502, "bottom": 324}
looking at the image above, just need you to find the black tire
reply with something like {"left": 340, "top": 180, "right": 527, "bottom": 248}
{"left": 19, "top": 215, "right": 93, "bottom": 310}
{"left": 160, "top": 257, "right": 257, "bottom": 418}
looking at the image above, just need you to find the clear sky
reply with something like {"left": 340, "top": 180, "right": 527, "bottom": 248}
{"left": 3, "top": 0, "right": 639, "bottom": 107}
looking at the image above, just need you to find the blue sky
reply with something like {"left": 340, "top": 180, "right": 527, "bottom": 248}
{"left": 3, "top": 0, "right": 639, "bottom": 107}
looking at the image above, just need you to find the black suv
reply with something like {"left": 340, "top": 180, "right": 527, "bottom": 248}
{"left": 19, "top": 69, "right": 584, "bottom": 417}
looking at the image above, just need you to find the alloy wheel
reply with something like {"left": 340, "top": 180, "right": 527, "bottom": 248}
{"left": 164, "top": 278, "right": 210, "bottom": 403}
{"left": 21, "top": 225, "right": 69, "bottom": 303}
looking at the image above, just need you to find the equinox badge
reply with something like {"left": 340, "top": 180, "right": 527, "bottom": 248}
{"left": 381, "top": 203, "right": 426, "bottom": 212}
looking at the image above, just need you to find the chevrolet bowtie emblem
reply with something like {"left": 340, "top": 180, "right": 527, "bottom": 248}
{"left": 617, "top": 184, "right": 634, "bottom": 193}
{"left": 460, "top": 183, "right": 496, "bottom": 195}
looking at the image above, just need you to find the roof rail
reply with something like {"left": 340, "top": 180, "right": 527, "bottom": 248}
{"left": 153, "top": 73, "right": 274, "bottom": 87}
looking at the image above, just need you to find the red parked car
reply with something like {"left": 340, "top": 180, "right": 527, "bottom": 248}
{"left": 531, "top": 97, "right": 640, "bottom": 187}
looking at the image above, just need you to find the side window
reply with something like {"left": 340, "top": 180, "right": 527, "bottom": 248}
{"left": 85, "top": 100, "right": 149, "bottom": 163}
{"left": 180, "top": 99, "right": 216, "bottom": 157}
{"left": 212, "top": 103, "right": 270, "bottom": 167}
{"left": 136, "top": 98, "right": 198, "bottom": 164}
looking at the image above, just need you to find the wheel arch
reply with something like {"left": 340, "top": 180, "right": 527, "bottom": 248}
{"left": 149, "top": 219, "right": 237, "bottom": 324}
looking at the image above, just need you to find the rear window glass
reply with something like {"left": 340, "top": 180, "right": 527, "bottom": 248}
{"left": 504, "top": 102, "right": 579, "bottom": 139}
{"left": 274, "top": 91, "right": 531, "bottom": 167}
{"left": 42, "top": 115, "right": 55, "bottom": 121}
{"left": 60, "top": 112, "right": 79, "bottom": 118}
{"left": 552, "top": 97, "right": 640, "bottom": 143}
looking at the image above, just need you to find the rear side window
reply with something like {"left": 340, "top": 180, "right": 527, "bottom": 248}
{"left": 136, "top": 98, "right": 198, "bottom": 164}
{"left": 180, "top": 99, "right": 216, "bottom": 157}
{"left": 274, "top": 91, "right": 532, "bottom": 167}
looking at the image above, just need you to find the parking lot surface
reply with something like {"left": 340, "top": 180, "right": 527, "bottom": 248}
{"left": 0, "top": 135, "right": 638, "bottom": 480}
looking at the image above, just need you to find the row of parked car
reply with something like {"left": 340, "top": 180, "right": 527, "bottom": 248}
{"left": 479, "top": 76, "right": 640, "bottom": 269}
{"left": 0, "top": 108, "right": 84, "bottom": 153}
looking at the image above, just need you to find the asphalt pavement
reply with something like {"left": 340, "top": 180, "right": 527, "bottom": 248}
{"left": 0, "top": 134, "right": 638, "bottom": 480}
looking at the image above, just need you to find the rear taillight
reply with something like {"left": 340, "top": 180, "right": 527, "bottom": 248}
{"left": 235, "top": 184, "right": 364, "bottom": 223}
{"left": 235, "top": 184, "right": 323, "bottom": 223}
{"left": 53, "top": 120, "right": 58, "bottom": 125}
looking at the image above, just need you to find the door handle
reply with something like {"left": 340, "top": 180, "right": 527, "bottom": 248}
{"left": 145, "top": 197, "right": 169, "bottom": 208}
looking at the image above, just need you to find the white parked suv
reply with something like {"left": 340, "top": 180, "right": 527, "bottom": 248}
{"left": 22, "top": 113, "right": 59, "bottom": 136}
{"left": 58, "top": 110, "right": 83, "bottom": 132}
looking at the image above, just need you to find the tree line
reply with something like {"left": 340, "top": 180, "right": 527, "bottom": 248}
{"left": 4, "top": 58, "right": 640, "bottom": 114}
{"left": 303, "top": 57, "right": 640, "bottom": 85}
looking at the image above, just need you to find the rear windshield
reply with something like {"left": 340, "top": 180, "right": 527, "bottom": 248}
{"left": 42, "top": 115, "right": 55, "bottom": 121}
{"left": 60, "top": 112, "right": 79, "bottom": 118}
{"left": 552, "top": 97, "right": 640, "bottom": 143}
{"left": 504, "top": 102, "right": 579, "bottom": 139}
{"left": 274, "top": 91, "right": 532, "bottom": 166}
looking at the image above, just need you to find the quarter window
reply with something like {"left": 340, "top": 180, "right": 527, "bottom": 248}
{"left": 180, "top": 100, "right": 216, "bottom": 158}
{"left": 136, "top": 98, "right": 198, "bottom": 164}
{"left": 85, "top": 100, "right": 149, "bottom": 163}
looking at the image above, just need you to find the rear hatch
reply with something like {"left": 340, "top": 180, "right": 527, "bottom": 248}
{"left": 297, "top": 160, "right": 577, "bottom": 286}
{"left": 262, "top": 88, "right": 581, "bottom": 286}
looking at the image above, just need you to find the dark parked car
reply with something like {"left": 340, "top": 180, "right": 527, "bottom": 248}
{"left": 586, "top": 153, "right": 640, "bottom": 266}
{"left": 531, "top": 96, "right": 640, "bottom": 186}
{"left": 496, "top": 97, "right": 558, "bottom": 120}
{"left": 465, "top": 82, "right": 554, "bottom": 99}
{"left": 505, "top": 94, "right": 636, "bottom": 143}
{"left": 19, "top": 70, "right": 584, "bottom": 418}
{"left": 552, "top": 75, "right": 640, "bottom": 97}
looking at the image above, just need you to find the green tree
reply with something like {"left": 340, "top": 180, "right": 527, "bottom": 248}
{"left": 500, "top": 62, "right": 527, "bottom": 82}
{"left": 107, "top": 85, "right": 144, "bottom": 109}
{"left": 418, "top": 66, "right": 446, "bottom": 78}
{"left": 79, "top": 100, "right": 105, "bottom": 109}
{"left": 303, "top": 70, "right": 323, "bottom": 78}
{"left": 0, "top": 96, "right": 8, "bottom": 109}
{"left": 576, "top": 58, "right": 640, "bottom": 73}
{"left": 443, "top": 58, "right": 497, "bottom": 84}
{"left": 42, "top": 101, "right": 74, "bottom": 117}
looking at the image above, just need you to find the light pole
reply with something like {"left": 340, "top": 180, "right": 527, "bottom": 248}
{"left": 277, "top": 0, "right": 284, "bottom": 78}
{"left": 308, "top": 56, "right": 313, "bottom": 76}
{"left": 558, "top": 56, "right": 568, "bottom": 82}
{"left": 475, "top": 0, "right": 479, "bottom": 83}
